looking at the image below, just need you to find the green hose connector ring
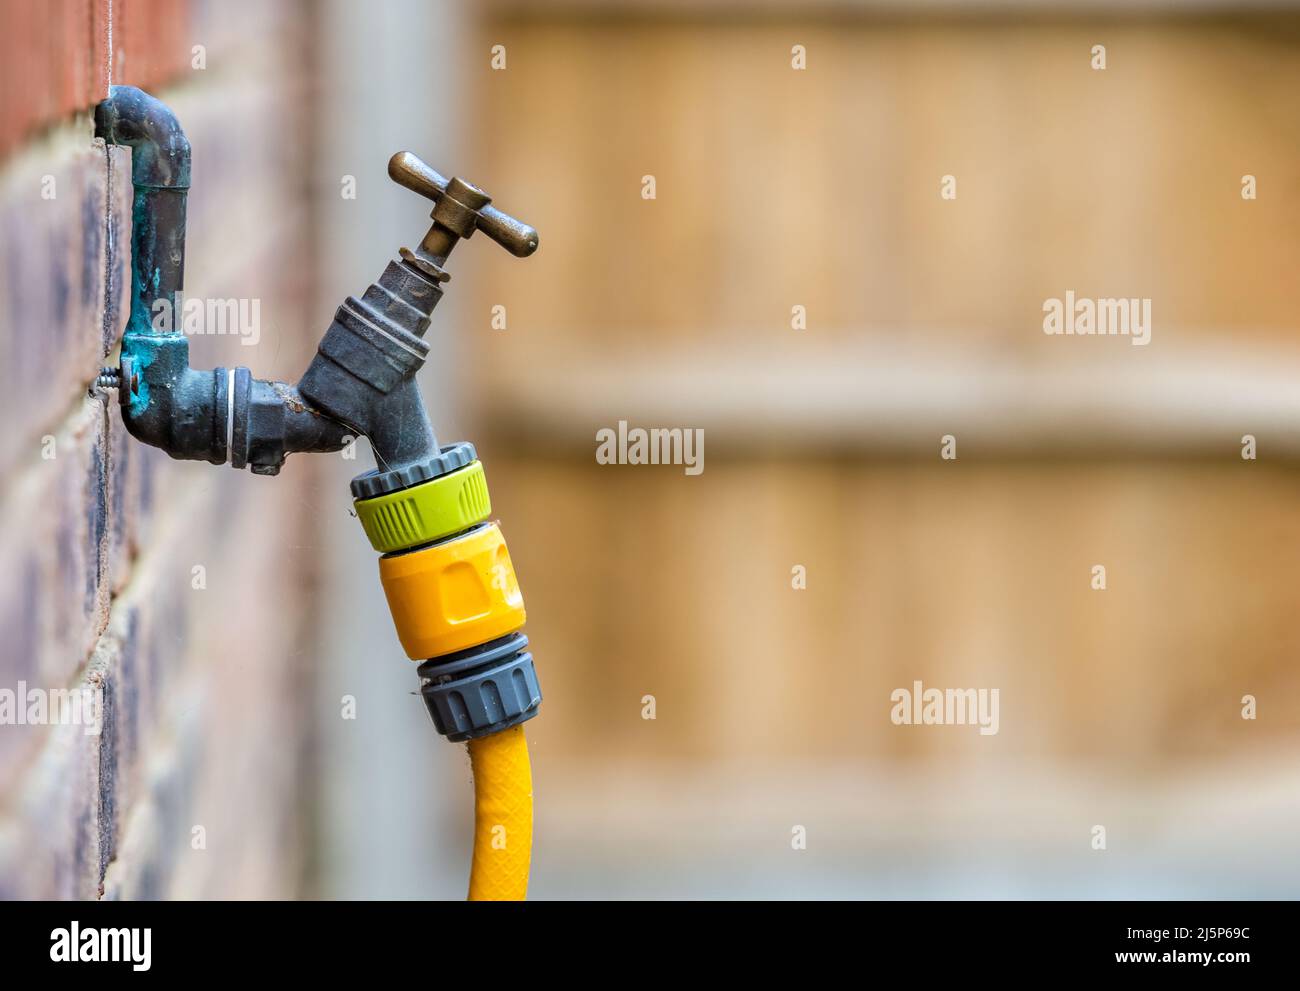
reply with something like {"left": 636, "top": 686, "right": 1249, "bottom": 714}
{"left": 354, "top": 460, "right": 492, "bottom": 553}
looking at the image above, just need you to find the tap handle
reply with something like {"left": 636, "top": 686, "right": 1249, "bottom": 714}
{"left": 388, "top": 151, "right": 539, "bottom": 258}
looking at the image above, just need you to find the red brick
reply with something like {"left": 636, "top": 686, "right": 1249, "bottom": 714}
{"left": 115, "top": 0, "right": 193, "bottom": 94}
{"left": 0, "top": 0, "right": 199, "bottom": 164}
{"left": 0, "top": 0, "right": 321, "bottom": 901}
{"left": 0, "top": 398, "right": 113, "bottom": 690}
{"left": 0, "top": 703, "right": 104, "bottom": 899}
{"left": 0, "top": 132, "right": 123, "bottom": 478}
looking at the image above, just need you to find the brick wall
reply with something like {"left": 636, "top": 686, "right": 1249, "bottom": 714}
{"left": 0, "top": 0, "right": 329, "bottom": 898}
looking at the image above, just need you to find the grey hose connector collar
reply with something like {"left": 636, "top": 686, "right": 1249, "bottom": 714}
{"left": 416, "top": 633, "right": 542, "bottom": 742}
{"left": 350, "top": 441, "right": 477, "bottom": 499}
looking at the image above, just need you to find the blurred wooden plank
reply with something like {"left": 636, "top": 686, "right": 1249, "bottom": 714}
{"left": 466, "top": 14, "right": 1300, "bottom": 457}
{"left": 495, "top": 459, "right": 1300, "bottom": 764}
{"left": 529, "top": 754, "right": 1300, "bottom": 897}
{"left": 486, "top": 1, "right": 1300, "bottom": 17}
{"left": 478, "top": 337, "right": 1300, "bottom": 458}
{"left": 466, "top": 17, "right": 1300, "bottom": 361}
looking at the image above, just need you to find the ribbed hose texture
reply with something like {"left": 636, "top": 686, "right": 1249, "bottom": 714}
{"left": 466, "top": 725, "right": 534, "bottom": 900}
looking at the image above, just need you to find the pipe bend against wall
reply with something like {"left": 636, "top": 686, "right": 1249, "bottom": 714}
{"left": 93, "top": 84, "right": 191, "bottom": 189}
{"left": 96, "top": 86, "right": 350, "bottom": 474}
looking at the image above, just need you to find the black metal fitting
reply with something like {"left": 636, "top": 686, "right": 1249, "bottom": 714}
{"left": 296, "top": 259, "right": 444, "bottom": 477}
{"left": 95, "top": 85, "right": 351, "bottom": 475}
{"left": 94, "top": 87, "right": 537, "bottom": 485}
{"left": 296, "top": 155, "right": 539, "bottom": 482}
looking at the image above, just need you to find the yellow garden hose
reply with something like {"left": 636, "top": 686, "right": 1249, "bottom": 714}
{"left": 467, "top": 725, "right": 534, "bottom": 901}
{"left": 357, "top": 454, "right": 543, "bottom": 901}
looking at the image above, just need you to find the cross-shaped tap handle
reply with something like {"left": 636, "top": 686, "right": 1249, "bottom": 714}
{"left": 389, "top": 151, "right": 539, "bottom": 263}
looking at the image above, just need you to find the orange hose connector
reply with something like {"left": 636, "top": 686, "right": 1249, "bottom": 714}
{"left": 378, "top": 522, "right": 527, "bottom": 660}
